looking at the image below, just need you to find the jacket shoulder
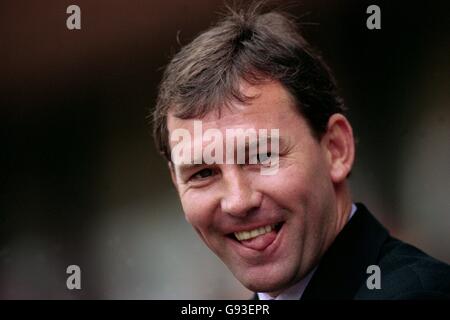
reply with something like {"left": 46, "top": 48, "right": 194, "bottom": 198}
{"left": 356, "top": 237, "right": 450, "bottom": 299}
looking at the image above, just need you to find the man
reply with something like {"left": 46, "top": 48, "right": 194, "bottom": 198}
{"left": 151, "top": 4, "right": 450, "bottom": 299}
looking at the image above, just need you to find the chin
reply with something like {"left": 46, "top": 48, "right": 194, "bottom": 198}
{"left": 235, "top": 268, "right": 295, "bottom": 293}
{"left": 243, "top": 278, "right": 288, "bottom": 294}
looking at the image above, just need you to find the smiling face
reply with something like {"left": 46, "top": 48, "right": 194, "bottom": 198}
{"left": 167, "top": 81, "right": 354, "bottom": 295}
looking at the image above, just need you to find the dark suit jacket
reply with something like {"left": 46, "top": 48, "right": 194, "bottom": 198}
{"left": 257, "top": 203, "right": 450, "bottom": 299}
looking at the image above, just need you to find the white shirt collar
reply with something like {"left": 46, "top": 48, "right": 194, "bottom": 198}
{"left": 257, "top": 203, "right": 357, "bottom": 300}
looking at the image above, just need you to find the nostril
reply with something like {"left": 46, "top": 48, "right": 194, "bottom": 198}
{"left": 221, "top": 195, "right": 262, "bottom": 218}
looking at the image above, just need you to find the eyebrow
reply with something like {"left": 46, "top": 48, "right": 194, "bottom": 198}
{"left": 177, "top": 163, "right": 204, "bottom": 173}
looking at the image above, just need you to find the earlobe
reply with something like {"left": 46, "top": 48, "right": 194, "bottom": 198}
{"left": 323, "top": 114, "right": 355, "bottom": 183}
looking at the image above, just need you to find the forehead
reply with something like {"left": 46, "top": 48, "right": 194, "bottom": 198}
{"left": 167, "top": 81, "right": 301, "bottom": 134}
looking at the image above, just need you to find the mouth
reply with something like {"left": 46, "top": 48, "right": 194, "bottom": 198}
{"left": 227, "top": 222, "right": 284, "bottom": 251}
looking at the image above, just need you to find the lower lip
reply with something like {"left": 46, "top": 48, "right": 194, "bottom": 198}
{"left": 228, "top": 223, "right": 285, "bottom": 259}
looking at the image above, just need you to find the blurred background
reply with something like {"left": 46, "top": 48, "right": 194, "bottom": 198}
{"left": 1, "top": 0, "right": 449, "bottom": 299}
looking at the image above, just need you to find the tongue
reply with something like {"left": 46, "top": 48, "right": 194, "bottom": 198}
{"left": 240, "top": 230, "right": 277, "bottom": 251}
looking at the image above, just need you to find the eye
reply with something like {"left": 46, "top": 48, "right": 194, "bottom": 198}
{"left": 256, "top": 152, "right": 272, "bottom": 163}
{"left": 253, "top": 152, "right": 277, "bottom": 166}
{"left": 191, "top": 168, "right": 215, "bottom": 180}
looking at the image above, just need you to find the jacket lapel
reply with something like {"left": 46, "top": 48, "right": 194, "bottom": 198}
{"left": 301, "top": 203, "right": 389, "bottom": 300}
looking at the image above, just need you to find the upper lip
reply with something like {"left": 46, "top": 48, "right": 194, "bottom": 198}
{"left": 224, "top": 220, "right": 283, "bottom": 235}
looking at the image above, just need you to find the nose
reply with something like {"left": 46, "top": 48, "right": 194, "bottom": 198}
{"left": 220, "top": 167, "right": 262, "bottom": 218}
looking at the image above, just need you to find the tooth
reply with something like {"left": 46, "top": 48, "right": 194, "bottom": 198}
{"left": 234, "top": 224, "right": 279, "bottom": 242}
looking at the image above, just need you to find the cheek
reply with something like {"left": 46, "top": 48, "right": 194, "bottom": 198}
{"left": 180, "top": 191, "right": 217, "bottom": 229}
{"left": 259, "top": 165, "right": 317, "bottom": 203}
{"left": 256, "top": 156, "right": 331, "bottom": 215}
{"left": 180, "top": 191, "right": 226, "bottom": 254}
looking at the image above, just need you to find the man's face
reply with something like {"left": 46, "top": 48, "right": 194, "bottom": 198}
{"left": 167, "top": 81, "right": 341, "bottom": 294}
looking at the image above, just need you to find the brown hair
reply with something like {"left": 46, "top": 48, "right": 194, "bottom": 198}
{"left": 152, "top": 2, "right": 345, "bottom": 160}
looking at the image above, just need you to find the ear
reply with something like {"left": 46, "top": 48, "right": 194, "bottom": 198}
{"left": 321, "top": 114, "right": 355, "bottom": 183}
{"left": 168, "top": 161, "right": 179, "bottom": 191}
